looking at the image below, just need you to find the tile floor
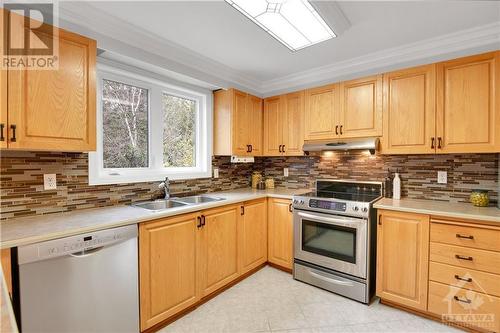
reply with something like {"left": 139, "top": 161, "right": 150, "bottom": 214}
{"left": 159, "top": 266, "right": 462, "bottom": 333}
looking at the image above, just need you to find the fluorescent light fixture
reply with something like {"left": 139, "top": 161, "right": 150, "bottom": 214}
{"left": 225, "top": 0, "right": 336, "bottom": 51}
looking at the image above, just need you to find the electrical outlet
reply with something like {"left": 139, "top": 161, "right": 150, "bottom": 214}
{"left": 43, "top": 174, "right": 57, "bottom": 190}
{"left": 213, "top": 168, "right": 219, "bottom": 178}
{"left": 283, "top": 168, "right": 289, "bottom": 177}
{"left": 437, "top": 171, "right": 447, "bottom": 184}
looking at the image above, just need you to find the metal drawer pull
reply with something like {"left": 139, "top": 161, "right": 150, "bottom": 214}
{"left": 309, "top": 270, "right": 354, "bottom": 286}
{"left": 454, "top": 275, "right": 472, "bottom": 283}
{"left": 454, "top": 296, "right": 472, "bottom": 304}
{"left": 456, "top": 234, "right": 474, "bottom": 240}
{"left": 455, "top": 255, "right": 473, "bottom": 261}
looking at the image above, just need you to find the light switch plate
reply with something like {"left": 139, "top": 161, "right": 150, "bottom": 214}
{"left": 284, "top": 168, "right": 289, "bottom": 177}
{"left": 437, "top": 171, "right": 447, "bottom": 184}
{"left": 44, "top": 174, "right": 57, "bottom": 190}
{"left": 213, "top": 168, "right": 219, "bottom": 178}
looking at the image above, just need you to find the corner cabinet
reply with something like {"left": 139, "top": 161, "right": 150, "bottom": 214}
{"left": 436, "top": 51, "right": 500, "bottom": 153}
{"left": 213, "top": 89, "right": 263, "bottom": 156}
{"left": 263, "top": 92, "right": 304, "bottom": 156}
{"left": 5, "top": 11, "right": 96, "bottom": 151}
{"left": 268, "top": 198, "right": 294, "bottom": 270}
{"left": 376, "top": 210, "right": 429, "bottom": 311}
{"left": 239, "top": 199, "right": 268, "bottom": 274}
{"left": 139, "top": 213, "right": 200, "bottom": 330}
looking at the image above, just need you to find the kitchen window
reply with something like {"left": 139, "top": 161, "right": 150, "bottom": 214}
{"left": 89, "top": 65, "right": 212, "bottom": 185}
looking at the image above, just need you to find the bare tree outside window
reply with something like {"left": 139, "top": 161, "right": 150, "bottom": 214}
{"left": 102, "top": 79, "right": 149, "bottom": 168}
{"left": 162, "top": 93, "right": 196, "bottom": 167}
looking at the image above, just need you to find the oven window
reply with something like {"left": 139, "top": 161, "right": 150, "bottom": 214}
{"left": 302, "top": 220, "right": 356, "bottom": 263}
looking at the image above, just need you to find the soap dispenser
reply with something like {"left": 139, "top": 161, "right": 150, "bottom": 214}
{"left": 393, "top": 170, "right": 401, "bottom": 200}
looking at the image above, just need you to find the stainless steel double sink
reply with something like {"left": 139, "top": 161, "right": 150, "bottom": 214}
{"left": 132, "top": 195, "right": 225, "bottom": 212}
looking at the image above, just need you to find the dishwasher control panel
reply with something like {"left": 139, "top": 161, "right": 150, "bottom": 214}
{"left": 18, "top": 225, "right": 138, "bottom": 265}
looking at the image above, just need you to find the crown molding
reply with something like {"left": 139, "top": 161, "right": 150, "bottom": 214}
{"left": 260, "top": 22, "right": 500, "bottom": 96}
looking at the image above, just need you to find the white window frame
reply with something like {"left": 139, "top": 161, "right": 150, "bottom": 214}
{"left": 89, "top": 64, "right": 212, "bottom": 185}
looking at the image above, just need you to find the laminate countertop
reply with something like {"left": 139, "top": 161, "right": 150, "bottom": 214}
{"left": 374, "top": 197, "right": 500, "bottom": 224}
{"left": 0, "top": 188, "right": 307, "bottom": 249}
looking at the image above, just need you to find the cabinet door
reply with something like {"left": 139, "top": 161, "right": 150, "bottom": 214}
{"left": 232, "top": 89, "right": 250, "bottom": 156}
{"left": 436, "top": 51, "right": 500, "bottom": 153}
{"left": 304, "top": 84, "right": 339, "bottom": 140}
{"left": 339, "top": 75, "right": 382, "bottom": 138}
{"left": 381, "top": 65, "right": 436, "bottom": 154}
{"left": 376, "top": 210, "right": 430, "bottom": 311}
{"left": 7, "top": 21, "right": 96, "bottom": 151}
{"left": 0, "top": 9, "right": 6, "bottom": 149}
{"left": 283, "top": 91, "right": 304, "bottom": 156}
{"left": 268, "top": 198, "right": 293, "bottom": 270}
{"left": 247, "top": 94, "right": 263, "bottom": 155}
{"left": 263, "top": 96, "right": 283, "bottom": 156}
{"left": 239, "top": 199, "right": 267, "bottom": 274}
{"left": 139, "top": 213, "right": 200, "bottom": 330}
{"left": 198, "top": 205, "right": 239, "bottom": 297}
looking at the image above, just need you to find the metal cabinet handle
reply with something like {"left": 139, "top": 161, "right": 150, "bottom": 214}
{"left": 454, "top": 296, "right": 472, "bottom": 304}
{"left": 249, "top": 145, "right": 253, "bottom": 152}
{"left": 378, "top": 214, "right": 382, "bottom": 225}
{"left": 437, "top": 137, "right": 442, "bottom": 149}
{"left": 197, "top": 216, "right": 202, "bottom": 228}
{"left": 309, "top": 270, "right": 354, "bottom": 286}
{"left": 454, "top": 275, "right": 472, "bottom": 283}
{"left": 10, "top": 124, "right": 16, "bottom": 142}
{"left": 340, "top": 125, "right": 343, "bottom": 135}
{"left": 201, "top": 215, "right": 206, "bottom": 227}
{"left": 335, "top": 125, "right": 339, "bottom": 135}
{"left": 241, "top": 206, "right": 245, "bottom": 215}
{"left": 0, "top": 123, "right": 4, "bottom": 141}
{"left": 456, "top": 234, "right": 474, "bottom": 240}
{"left": 279, "top": 145, "right": 283, "bottom": 153}
{"left": 431, "top": 137, "right": 435, "bottom": 149}
{"left": 246, "top": 145, "right": 250, "bottom": 153}
{"left": 282, "top": 145, "right": 285, "bottom": 153}
{"left": 288, "top": 203, "right": 292, "bottom": 213}
{"left": 455, "top": 254, "right": 473, "bottom": 261}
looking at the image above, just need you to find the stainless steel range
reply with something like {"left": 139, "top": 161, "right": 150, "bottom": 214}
{"left": 292, "top": 180, "right": 382, "bottom": 304}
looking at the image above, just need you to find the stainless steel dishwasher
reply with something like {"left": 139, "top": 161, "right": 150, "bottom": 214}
{"left": 17, "top": 225, "right": 139, "bottom": 333}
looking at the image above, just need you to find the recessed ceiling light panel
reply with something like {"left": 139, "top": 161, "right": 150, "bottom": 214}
{"left": 225, "top": 0, "right": 336, "bottom": 51}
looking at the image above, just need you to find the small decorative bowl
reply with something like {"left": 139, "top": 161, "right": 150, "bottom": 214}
{"left": 470, "top": 189, "right": 489, "bottom": 207}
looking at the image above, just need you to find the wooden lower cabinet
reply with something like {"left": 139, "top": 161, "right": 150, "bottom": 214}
{"left": 376, "top": 210, "right": 430, "bottom": 311}
{"left": 239, "top": 199, "right": 268, "bottom": 274}
{"left": 268, "top": 198, "right": 293, "bottom": 270}
{"left": 139, "top": 213, "right": 200, "bottom": 331}
{"left": 198, "top": 205, "right": 240, "bottom": 297}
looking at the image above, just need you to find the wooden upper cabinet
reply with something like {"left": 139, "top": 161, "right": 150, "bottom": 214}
{"left": 304, "top": 83, "right": 339, "bottom": 140}
{"left": 198, "top": 205, "right": 240, "bottom": 297}
{"left": 263, "top": 95, "right": 283, "bottom": 156}
{"left": 339, "top": 75, "right": 382, "bottom": 138}
{"left": 268, "top": 198, "right": 293, "bottom": 270}
{"left": 6, "top": 15, "right": 96, "bottom": 151}
{"left": 247, "top": 94, "right": 263, "bottom": 155}
{"left": 381, "top": 64, "right": 436, "bottom": 154}
{"left": 376, "top": 210, "right": 430, "bottom": 311}
{"left": 282, "top": 91, "right": 304, "bottom": 156}
{"left": 239, "top": 199, "right": 267, "bottom": 274}
{"left": 139, "top": 213, "right": 200, "bottom": 331}
{"left": 213, "top": 89, "right": 263, "bottom": 156}
{"left": 232, "top": 90, "right": 250, "bottom": 156}
{"left": 436, "top": 51, "right": 500, "bottom": 153}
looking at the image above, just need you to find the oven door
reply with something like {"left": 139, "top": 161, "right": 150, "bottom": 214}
{"left": 294, "top": 210, "right": 367, "bottom": 279}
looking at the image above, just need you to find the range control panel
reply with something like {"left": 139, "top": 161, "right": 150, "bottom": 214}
{"left": 292, "top": 197, "right": 370, "bottom": 218}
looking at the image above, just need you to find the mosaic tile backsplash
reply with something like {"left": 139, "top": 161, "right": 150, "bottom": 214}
{"left": 0, "top": 151, "right": 498, "bottom": 220}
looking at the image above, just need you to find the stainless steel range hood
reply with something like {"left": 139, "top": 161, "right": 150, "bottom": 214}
{"left": 303, "top": 137, "right": 379, "bottom": 153}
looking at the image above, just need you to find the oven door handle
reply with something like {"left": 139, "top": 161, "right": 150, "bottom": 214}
{"left": 297, "top": 211, "right": 363, "bottom": 225}
{"left": 309, "top": 269, "right": 354, "bottom": 286}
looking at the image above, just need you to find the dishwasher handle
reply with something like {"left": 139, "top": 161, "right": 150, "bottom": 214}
{"left": 69, "top": 246, "right": 105, "bottom": 258}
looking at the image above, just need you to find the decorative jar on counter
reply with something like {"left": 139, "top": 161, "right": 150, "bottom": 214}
{"left": 251, "top": 171, "right": 262, "bottom": 189}
{"left": 265, "top": 177, "right": 275, "bottom": 189}
{"left": 470, "top": 189, "right": 489, "bottom": 207}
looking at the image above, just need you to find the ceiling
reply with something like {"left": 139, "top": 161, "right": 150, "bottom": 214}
{"left": 59, "top": 1, "right": 500, "bottom": 96}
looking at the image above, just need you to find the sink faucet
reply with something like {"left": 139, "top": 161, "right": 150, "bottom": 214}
{"left": 159, "top": 177, "right": 170, "bottom": 199}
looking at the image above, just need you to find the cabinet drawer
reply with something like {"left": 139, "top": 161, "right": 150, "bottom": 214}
{"left": 428, "top": 281, "right": 500, "bottom": 333}
{"left": 431, "top": 222, "right": 500, "bottom": 252}
{"left": 430, "top": 242, "right": 500, "bottom": 275}
{"left": 429, "top": 262, "right": 500, "bottom": 298}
